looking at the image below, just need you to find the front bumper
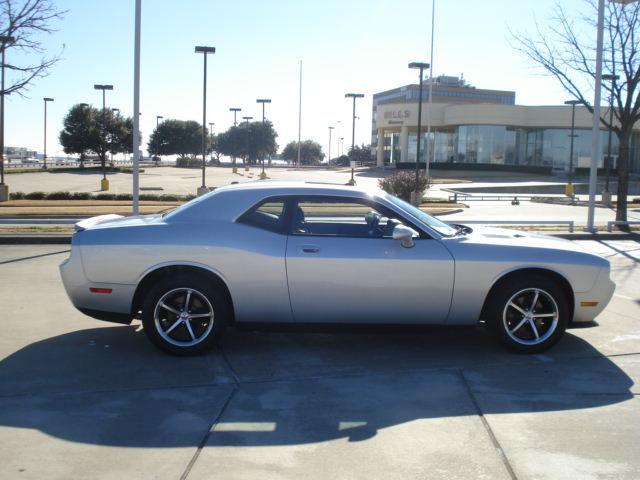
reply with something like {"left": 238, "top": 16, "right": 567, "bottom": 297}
{"left": 573, "top": 267, "right": 616, "bottom": 323}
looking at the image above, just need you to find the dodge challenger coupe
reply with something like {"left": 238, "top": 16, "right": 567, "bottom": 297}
{"left": 60, "top": 182, "right": 615, "bottom": 355}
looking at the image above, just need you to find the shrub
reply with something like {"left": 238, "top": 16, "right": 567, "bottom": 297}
{"left": 25, "top": 191, "right": 46, "bottom": 200}
{"left": 158, "top": 194, "right": 179, "bottom": 202}
{"left": 378, "top": 171, "right": 431, "bottom": 202}
{"left": 94, "top": 193, "right": 116, "bottom": 200}
{"left": 70, "top": 192, "right": 91, "bottom": 200}
{"left": 45, "top": 191, "right": 72, "bottom": 200}
{"left": 175, "top": 157, "right": 202, "bottom": 168}
{"left": 9, "top": 191, "right": 25, "bottom": 200}
{"left": 115, "top": 193, "right": 133, "bottom": 200}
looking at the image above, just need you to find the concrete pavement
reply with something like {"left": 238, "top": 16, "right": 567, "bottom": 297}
{"left": 0, "top": 241, "right": 638, "bottom": 479}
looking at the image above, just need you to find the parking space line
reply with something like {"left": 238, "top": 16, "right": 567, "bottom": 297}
{"left": 0, "top": 250, "right": 70, "bottom": 266}
{"left": 459, "top": 369, "right": 519, "bottom": 480}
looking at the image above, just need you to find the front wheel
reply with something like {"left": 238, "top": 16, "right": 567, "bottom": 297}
{"left": 487, "top": 275, "right": 569, "bottom": 353}
{"left": 141, "top": 275, "right": 228, "bottom": 355}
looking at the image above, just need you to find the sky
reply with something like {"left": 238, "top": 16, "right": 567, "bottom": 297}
{"left": 4, "top": 0, "right": 592, "bottom": 158}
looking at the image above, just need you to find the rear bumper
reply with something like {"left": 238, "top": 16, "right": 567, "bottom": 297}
{"left": 573, "top": 268, "right": 616, "bottom": 323}
{"left": 59, "top": 236, "right": 136, "bottom": 320}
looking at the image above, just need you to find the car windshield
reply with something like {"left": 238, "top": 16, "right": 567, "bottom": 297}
{"left": 384, "top": 193, "right": 458, "bottom": 237}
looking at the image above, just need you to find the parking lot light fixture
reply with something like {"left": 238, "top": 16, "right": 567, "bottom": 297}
{"left": 229, "top": 107, "right": 241, "bottom": 126}
{"left": 195, "top": 46, "right": 216, "bottom": 195}
{"left": 256, "top": 99, "right": 271, "bottom": 178}
{"left": 43, "top": 97, "right": 54, "bottom": 169}
{"left": 408, "top": 62, "right": 430, "bottom": 205}
{"left": 94, "top": 84, "right": 114, "bottom": 191}
{"left": 344, "top": 93, "right": 364, "bottom": 185}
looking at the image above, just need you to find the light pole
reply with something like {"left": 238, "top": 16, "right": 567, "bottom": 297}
{"left": 229, "top": 108, "right": 241, "bottom": 172}
{"left": 345, "top": 93, "right": 364, "bottom": 185}
{"left": 602, "top": 73, "right": 619, "bottom": 206}
{"left": 94, "top": 84, "right": 114, "bottom": 191}
{"left": 230, "top": 107, "right": 241, "bottom": 126}
{"left": 195, "top": 45, "right": 216, "bottom": 196}
{"left": 564, "top": 100, "right": 580, "bottom": 198}
{"left": 328, "top": 126, "right": 334, "bottom": 163}
{"left": 0, "top": 35, "right": 15, "bottom": 201}
{"left": 111, "top": 108, "right": 120, "bottom": 165}
{"left": 208, "top": 122, "right": 215, "bottom": 164}
{"left": 256, "top": 98, "right": 271, "bottom": 178}
{"left": 242, "top": 116, "right": 252, "bottom": 171}
{"left": 156, "top": 115, "right": 163, "bottom": 129}
{"left": 409, "top": 62, "right": 430, "bottom": 205}
{"left": 43, "top": 97, "right": 54, "bottom": 169}
{"left": 339, "top": 137, "right": 344, "bottom": 157}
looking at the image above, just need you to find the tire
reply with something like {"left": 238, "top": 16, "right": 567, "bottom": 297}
{"left": 141, "top": 274, "right": 229, "bottom": 355}
{"left": 486, "top": 274, "right": 569, "bottom": 353}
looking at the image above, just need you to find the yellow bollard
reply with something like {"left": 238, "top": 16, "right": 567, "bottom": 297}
{"left": 244, "top": 165, "right": 250, "bottom": 172}
{"left": 101, "top": 178, "right": 110, "bottom": 191}
{"left": 565, "top": 183, "right": 574, "bottom": 197}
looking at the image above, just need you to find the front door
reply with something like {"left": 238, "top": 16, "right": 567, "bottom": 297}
{"left": 285, "top": 196, "right": 455, "bottom": 324}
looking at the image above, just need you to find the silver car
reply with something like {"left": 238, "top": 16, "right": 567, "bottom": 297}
{"left": 60, "top": 182, "right": 615, "bottom": 355}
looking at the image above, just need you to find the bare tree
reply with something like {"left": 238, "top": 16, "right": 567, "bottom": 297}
{"left": 512, "top": 0, "right": 639, "bottom": 224}
{"left": 0, "top": 0, "right": 66, "bottom": 96}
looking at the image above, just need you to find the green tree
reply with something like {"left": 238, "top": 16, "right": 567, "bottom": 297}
{"left": 59, "top": 104, "right": 134, "bottom": 170}
{"left": 58, "top": 104, "right": 99, "bottom": 165}
{"left": 281, "top": 140, "right": 324, "bottom": 165}
{"left": 348, "top": 143, "right": 373, "bottom": 164}
{"left": 216, "top": 126, "right": 245, "bottom": 165}
{"left": 216, "top": 121, "right": 278, "bottom": 165}
{"left": 147, "top": 119, "right": 202, "bottom": 158}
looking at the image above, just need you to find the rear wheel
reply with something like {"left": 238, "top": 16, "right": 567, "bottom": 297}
{"left": 487, "top": 275, "right": 569, "bottom": 353}
{"left": 141, "top": 275, "right": 228, "bottom": 355}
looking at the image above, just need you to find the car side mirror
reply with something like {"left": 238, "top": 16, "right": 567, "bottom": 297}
{"left": 392, "top": 224, "right": 417, "bottom": 248}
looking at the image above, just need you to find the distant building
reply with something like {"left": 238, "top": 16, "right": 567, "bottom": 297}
{"left": 371, "top": 75, "right": 640, "bottom": 174}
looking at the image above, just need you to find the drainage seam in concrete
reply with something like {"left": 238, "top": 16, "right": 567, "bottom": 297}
{"left": 180, "top": 386, "right": 237, "bottom": 480}
{"left": 0, "top": 249, "right": 70, "bottom": 265}
{"left": 220, "top": 344, "right": 241, "bottom": 386}
{"left": 459, "top": 369, "right": 518, "bottom": 480}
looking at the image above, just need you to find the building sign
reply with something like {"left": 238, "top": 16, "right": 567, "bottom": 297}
{"left": 384, "top": 109, "right": 411, "bottom": 120}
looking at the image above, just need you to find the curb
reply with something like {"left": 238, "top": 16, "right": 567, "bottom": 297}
{"left": 0, "top": 235, "right": 71, "bottom": 244}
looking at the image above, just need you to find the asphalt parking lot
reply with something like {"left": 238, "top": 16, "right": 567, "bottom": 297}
{"left": 0, "top": 241, "right": 639, "bottom": 480}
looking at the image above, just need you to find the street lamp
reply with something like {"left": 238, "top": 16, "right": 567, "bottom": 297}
{"left": 345, "top": 93, "right": 364, "bottom": 185}
{"left": 242, "top": 116, "right": 253, "bottom": 171}
{"left": 43, "top": 97, "right": 54, "bottom": 169}
{"left": 195, "top": 45, "right": 216, "bottom": 196}
{"left": 229, "top": 107, "right": 241, "bottom": 126}
{"left": 256, "top": 98, "right": 271, "bottom": 178}
{"left": 564, "top": 99, "right": 581, "bottom": 198}
{"left": 156, "top": 115, "right": 163, "bottom": 129}
{"left": 602, "top": 73, "right": 619, "bottom": 205}
{"left": 409, "top": 61, "right": 430, "bottom": 205}
{"left": 0, "top": 35, "right": 15, "bottom": 201}
{"left": 328, "top": 126, "right": 334, "bottom": 163}
{"left": 94, "top": 84, "right": 114, "bottom": 191}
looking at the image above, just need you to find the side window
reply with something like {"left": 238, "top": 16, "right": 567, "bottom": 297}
{"left": 291, "top": 197, "right": 407, "bottom": 238}
{"left": 238, "top": 199, "right": 286, "bottom": 233}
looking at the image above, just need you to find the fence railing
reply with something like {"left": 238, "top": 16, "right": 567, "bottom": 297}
{"left": 448, "top": 220, "right": 575, "bottom": 232}
{"left": 606, "top": 221, "right": 640, "bottom": 232}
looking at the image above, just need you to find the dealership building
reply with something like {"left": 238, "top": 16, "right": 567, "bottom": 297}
{"left": 372, "top": 75, "right": 640, "bottom": 174}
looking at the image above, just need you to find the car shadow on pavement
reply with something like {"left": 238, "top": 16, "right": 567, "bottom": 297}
{"left": 0, "top": 325, "right": 634, "bottom": 449}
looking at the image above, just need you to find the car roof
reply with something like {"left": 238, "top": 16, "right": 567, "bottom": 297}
{"left": 167, "top": 181, "right": 389, "bottom": 223}
{"left": 211, "top": 180, "right": 381, "bottom": 196}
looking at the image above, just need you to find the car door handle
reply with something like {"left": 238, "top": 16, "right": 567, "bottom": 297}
{"left": 301, "top": 245, "right": 320, "bottom": 254}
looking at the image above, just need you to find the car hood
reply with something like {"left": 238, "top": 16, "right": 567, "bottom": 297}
{"left": 458, "top": 225, "right": 589, "bottom": 254}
